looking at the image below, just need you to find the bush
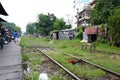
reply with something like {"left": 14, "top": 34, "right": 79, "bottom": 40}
{"left": 75, "top": 27, "right": 83, "bottom": 40}
{"left": 98, "top": 36, "right": 106, "bottom": 43}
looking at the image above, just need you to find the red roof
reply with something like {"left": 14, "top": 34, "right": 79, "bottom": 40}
{"left": 86, "top": 27, "right": 97, "bottom": 35}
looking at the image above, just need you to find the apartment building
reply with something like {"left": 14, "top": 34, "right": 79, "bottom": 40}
{"left": 73, "top": 0, "right": 97, "bottom": 41}
{"left": 73, "top": 0, "right": 90, "bottom": 28}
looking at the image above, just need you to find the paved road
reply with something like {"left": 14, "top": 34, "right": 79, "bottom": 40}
{"left": 0, "top": 41, "right": 22, "bottom": 80}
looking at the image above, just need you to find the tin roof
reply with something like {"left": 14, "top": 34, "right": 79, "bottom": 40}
{"left": 0, "top": 3, "right": 8, "bottom": 16}
{"left": 0, "top": 17, "right": 7, "bottom": 22}
{"left": 86, "top": 26, "right": 97, "bottom": 35}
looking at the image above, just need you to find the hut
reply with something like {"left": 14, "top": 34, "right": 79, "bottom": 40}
{"left": 50, "top": 28, "right": 77, "bottom": 40}
{"left": 59, "top": 28, "right": 77, "bottom": 40}
{"left": 85, "top": 25, "right": 106, "bottom": 43}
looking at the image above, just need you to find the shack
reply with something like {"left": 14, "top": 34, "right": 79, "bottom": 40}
{"left": 50, "top": 28, "right": 77, "bottom": 40}
{"left": 85, "top": 25, "right": 106, "bottom": 42}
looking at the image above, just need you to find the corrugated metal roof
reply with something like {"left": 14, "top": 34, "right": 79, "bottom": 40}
{"left": 0, "top": 17, "right": 6, "bottom": 22}
{"left": 86, "top": 26, "right": 97, "bottom": 35}
{"left": 0, "top": 3, "right": 8, "bottom": 16}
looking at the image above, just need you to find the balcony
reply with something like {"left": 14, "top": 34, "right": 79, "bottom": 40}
{"left": 79, "top": 16, "right": 90, "bottom": 21}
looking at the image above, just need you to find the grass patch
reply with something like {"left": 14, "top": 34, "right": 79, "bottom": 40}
{"left": 20, "top": 36, "right": 50, "bottom": 48}
{"left": 21, "top": 48, "right": 42, "bottom": 80}
{"left": 45, "top": 51, "right": 106, "bottom": 79}
{"left": 20, "top": 37, "right": 120, "bottom": 79}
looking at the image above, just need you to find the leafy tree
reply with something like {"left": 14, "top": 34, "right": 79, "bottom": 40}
{"left": 76, "top": 27, "right": 82, "bottom": 40}
{"left": 53, "top": 18, "right": 67, "bottom": 30}
{"left": 2, "top": 22, "right": 21, "bottom": 32}
{"left": 90, "top": 0, "right": 120, "bottom": 25}
{"left": 90, "top": 0, "right": 120, "bottom": 47}
{"left": 108, "top": 8, "right": 120, "bottom": 47}
{"left": 26, "top": 22, "right": 37, "bottom": 35}
{"left": 37, "top": 13, "right": 56, "bottom": 35}
{"left": 65, "top": 24, "right": 72, "bottom": 29}
{"left": 13, "top": 26, "right": 21, "bottom": 33}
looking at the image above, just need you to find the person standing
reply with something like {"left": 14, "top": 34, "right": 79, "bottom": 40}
{"left": 13, "top": 31, "right": 18, "bottom": 43}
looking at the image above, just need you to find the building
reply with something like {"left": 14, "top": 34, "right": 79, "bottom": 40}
{"left": 77, "top": 4, "right": 91, "bottom": 27}
{"left": 73, "top": 0, "right": 99, "bottom": 42}
{"left": 76, "top": 4, "right": 92, "bottom": 40}
{"left": 90, "top": 0, "right": 96, "bottom": 9}
{"left": 73, "top": 0, "right": 90, "bottom": 28}
{"left": 50, "top": 28, "right": 77, "bottom": 40}
{"left": 74, "top": 0, "right": 96, "bottom": 27}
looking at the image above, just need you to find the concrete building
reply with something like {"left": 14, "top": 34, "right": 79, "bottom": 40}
{"left": 90, "top": 0, "right": 96, "bottom": 9}
{"left": 73, "top": 0, "right": 98, "bottom": 42}
{"left": 73, "top": 0, "right": 90, "bottom": 28}
{"left": 73, "top": 0, "right": 91, "bottom": 40}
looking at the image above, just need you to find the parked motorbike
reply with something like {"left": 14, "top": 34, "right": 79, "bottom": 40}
{"left": 0, "top": 32, "right": 4, "bottom": 49}
{"left": 4, "top": 29, "right": 11, "bottom": 44}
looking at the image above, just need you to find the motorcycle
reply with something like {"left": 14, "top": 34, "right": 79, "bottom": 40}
{"left": 0, "top": 32, "right": 4, "bottom": 49}
{"left": 4, "top": 29, "right": 12, "bottom": 44}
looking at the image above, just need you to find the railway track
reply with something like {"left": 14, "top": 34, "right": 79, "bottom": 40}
{"left": 64, "top": 53, "right": 120, "bottom": 79}
{"left": 37, "top": 47, "right": 81, "bottom": 80}
{"left": 37, "top": 47, "right": 120, "bottom": 79}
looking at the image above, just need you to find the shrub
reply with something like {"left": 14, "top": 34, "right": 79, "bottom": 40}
{"left": 76, "top": 27, "right": 82, "bottom": 40}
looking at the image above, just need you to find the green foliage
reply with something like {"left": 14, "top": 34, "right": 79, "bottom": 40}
{"left": 21, "top": 48, "right": 42, "bottom": 80}
{"left": 26, "top": 22, "right": 37, "bottom": 35}
{"left": 100, "top": 24, "right": 107, "bottom": 31}
{"left": 108, "top": 8, "right": 120, "bottom": 47}
{"left": 90, "top": 0, "right": 120, "bottom": 47}
{"left": 76, "top": 27, "right": 82, "bottom": 40}
{"left": 60, "top": 44, "right": 67, "bottom": 49}
{"left": 20, "top": 37, "right": 50, "bottom": 48}
{"left": 53, "top": 18, "right": 67, "bottom": 30}
{"left": 20, "top": 37, "right": 120, "bottom": 79}
{"left": 50, "top": 75, "right": 67, "bottom": 80}
{"left": 66, "top": 24, "right": 72, "bottom": 29}
{"left": 90, "top": 0, "right": 120, "bottom": 25}
{"left": 2, "top": 22, "right": 21, "bottom": 32}
{"left": 26, "top": 13, "right": 69, "bottom": 35}
{"left": 37, "top": 13, "right": 56, "bottom": 35}
{"left": 98, "top": 36, "right": 106, "bottom": 43}
{"left": 91, "top": 41, "right": 99, "bottom": 47}
{"left": 48, "top": 51, "right": 105, "bottom": 78}
{"left": 21, "top": 53, "right": 29, "bottom": 61}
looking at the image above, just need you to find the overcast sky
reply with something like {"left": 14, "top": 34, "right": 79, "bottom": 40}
{"left": 0, "top": 0, "right": 90, "bottom": 32}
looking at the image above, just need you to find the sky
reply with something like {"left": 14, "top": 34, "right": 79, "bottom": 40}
{"left": 0, "top": 0, "right": 91, "bottom": 32}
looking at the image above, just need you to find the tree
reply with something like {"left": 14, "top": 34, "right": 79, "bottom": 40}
{"left": 53, "top": 18, "right": 67, "bottom": 30}
{"left": 2, "top": 22, "right": 21, "bottom": 32}
{"left": 37, "top": 13, "right": 56, "bottom": 35}
{"left": 108, "top": 8, "right": 120, "bottom": 47}
{"left": 90, "top": 0, "right": 120, "bottom": 25}
{"left": 26, "top": 22, "right": 37, "bottom": 35}
{"left": 90, "top": 0, "right": 120, "bottom": 47}
{"left": 13, "top": 26, "right": 21, "bottom": 33}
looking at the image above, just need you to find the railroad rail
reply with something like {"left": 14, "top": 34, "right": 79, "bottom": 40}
{"left": 36, "top": 47, "right": 120, "bottom": 79}
{"left": 64, "top": 53, "right": 120, "bottom": 78}
{"left": 37, "top": 48, "right": 81, "bottom": 80}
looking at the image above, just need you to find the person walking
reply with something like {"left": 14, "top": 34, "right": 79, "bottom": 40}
{"left": 13, "top": 30, "right": 18, "bottom": 43}
{"left": 69, "top": 31, "right": 73, "bottom": 40}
